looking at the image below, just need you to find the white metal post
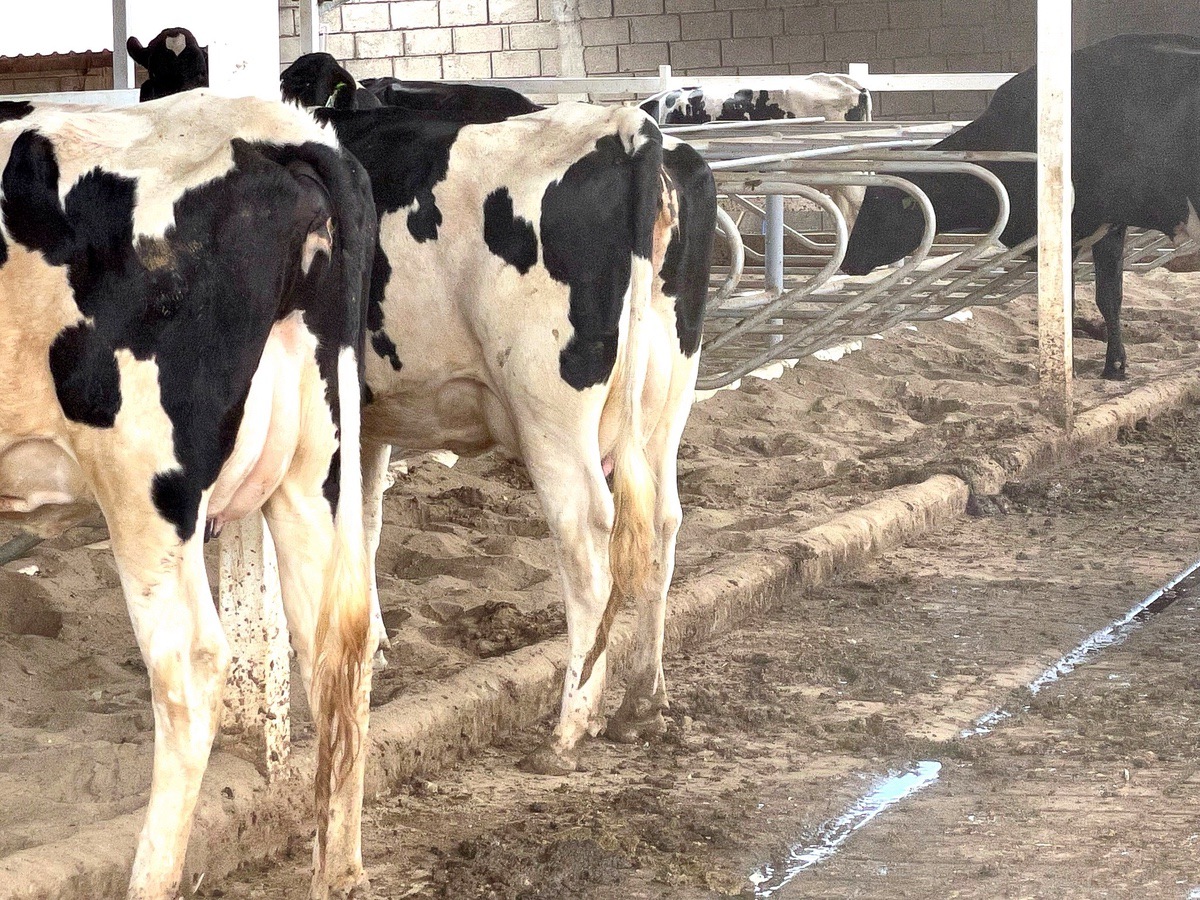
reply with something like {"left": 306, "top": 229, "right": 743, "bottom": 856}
{"left": 111, "top": 0, "right": 136, "bottom": 90}
{"left": 1036, "top": 0, "right": 1073, "bottom": 427}
{"left": 299, "top": 0, "right": 321, "bottom": 56}
{"left": 764, "top": 194, "right": 785, "bottom": 345}
{"left": 205, "top": 0, "right": 281, "bottom": 98}
{"left": 219, "top": 514, "right": 291, "bottom": 778}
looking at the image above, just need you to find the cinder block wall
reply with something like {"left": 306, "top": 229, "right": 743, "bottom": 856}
{"left": 283, "top": 1, "right": 1195, "bottom": 118}
{"left": 294, "top": 0, "right": 1041, "bottom": 116}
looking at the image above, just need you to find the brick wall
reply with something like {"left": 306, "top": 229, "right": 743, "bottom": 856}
{"left": 309, "top": 0, "right": 1042, "bottom": 115}
{"left": 302, "top": 0, "right": 1200, "bottom": 119}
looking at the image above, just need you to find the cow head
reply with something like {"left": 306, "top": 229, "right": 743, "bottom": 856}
{"left": 841, "top": 186, "right": 925, "bottom": 276}
{"left": 846, "top": 88, "right": 872, "bottom": 121}
{"left": 127, "top": 28, "right": 208, "bottom": 102}
{"left": 281, "top": 52, "right": 379, "bottom": 109}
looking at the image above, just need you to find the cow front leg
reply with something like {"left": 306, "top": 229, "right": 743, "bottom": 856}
{"left": 1093, "top": 225, "right": 1128, "bottom": 379}
{"left": 517, "top": 440, "right": 615, "bottom": 775}
{"left": 118, "top": 529, "right": 230, "bottom": 900}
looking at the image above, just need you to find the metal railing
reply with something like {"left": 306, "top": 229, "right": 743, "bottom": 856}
{"left": 696, "top": 127, "right": 1194, "bottom": 390}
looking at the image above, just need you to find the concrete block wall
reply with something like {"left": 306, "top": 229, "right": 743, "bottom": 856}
{"left": 302, "top": 0, "right": 1042, "bottom": 116}
{"left": 285, "top": 0, "right": 1199, "bottom": 118}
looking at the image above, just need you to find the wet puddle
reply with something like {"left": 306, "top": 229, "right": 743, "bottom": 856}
{"left": 749, "top": 555, "right": 1200, "bottom": 893}
{"left": 750, "top": 761, "right": 941, "bottom": 897}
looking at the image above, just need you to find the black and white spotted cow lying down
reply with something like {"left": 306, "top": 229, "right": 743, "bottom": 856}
{"left": 0, "top": 94, "right": 377, "bottom": 899}
{"left": 127, "top": 27, "right": 209, "bottom": 101}
{"left": 639, "top": 73, "right": 871, "bottom": 126}
{"left": 318, "top": 102, "right": 717, "bottom": 774}
{"left": 641, "top": 75, "right": 871, "bottom": 228}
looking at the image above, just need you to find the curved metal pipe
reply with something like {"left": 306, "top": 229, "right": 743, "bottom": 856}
{"left": 700, "top": 173, "right": 935, "bottom": 374}
{"left": 710, "top": 206, "right": 745, "bottom": 307}
{"left": 712, "top": 183, "right": 848, "bottom": 314}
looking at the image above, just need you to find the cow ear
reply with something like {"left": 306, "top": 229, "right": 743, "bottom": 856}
{"left": 127, "top": 37, "right": 149, "bottom": 66}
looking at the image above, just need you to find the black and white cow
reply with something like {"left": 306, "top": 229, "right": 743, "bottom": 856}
{"left": 279, "top": 51, "right": 382, "bottom": 110}
{"left": 843, "top": 34, "right": 1200, "bottom": 380}
{"left": 639, "top": 74, "right": 871, "bottom": 126}
{"left": 127, "top": 27, "right": 209, "bottom": 101}
{"left": 0, "top": 94, "right": 377, "bottom": 898}
{"left": 317, "top": 102, "right": 716, "bottom": 774}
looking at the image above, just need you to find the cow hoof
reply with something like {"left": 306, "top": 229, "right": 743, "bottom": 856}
{"left": 606, "top": 710, "right": 668, "bottom": 744}
{"left": 517, "top": 745, "right": 577, "bottom": 775}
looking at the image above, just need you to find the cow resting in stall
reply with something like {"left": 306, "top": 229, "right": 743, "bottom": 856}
{"left": 315, "top": 101, "right": 717, "bottom": 774}
{"left": 640, "top": 74, "right": 872, "bottom": 230}
{"left": 0, "top": 94, "right": 377, "bottom": 899}
{"left": 842, "top": 33, "right": 1200, "bottom": 380}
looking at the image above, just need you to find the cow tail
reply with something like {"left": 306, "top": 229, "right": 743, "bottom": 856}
{"left": 310, "top": 149, "right": 377, "bottom": 872}
{"left": 604, "top": 113, "right": 664, "bottom": 642}
{"left": 312, "top": 346, "right": 373, "bottom": 870}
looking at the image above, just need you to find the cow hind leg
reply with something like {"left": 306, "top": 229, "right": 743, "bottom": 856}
{"left": 516, "top": 431, "right": 615, "bottom": 776}
{"left": 1092, "top": 225, "right": 1128, "bottom": 379}
{"left": 265, "top": 486, "right": 373, "bottom": 900}
{"left": 607, "top": 353, "right": 696, "bottom": 745}
{"left": 362, "top": 441, "right": 393, "bottom": 665}
{"left": 117, "top": 522, "right": 230, "bottom": 900}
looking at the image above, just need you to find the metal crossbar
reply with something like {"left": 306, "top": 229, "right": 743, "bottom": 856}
{"left": 696, "top": 126, "right": 1195, "bottom": 390}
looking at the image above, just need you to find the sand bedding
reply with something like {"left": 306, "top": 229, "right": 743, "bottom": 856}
{"left": 1, "top": 267, "right": 1198, "bottom": 858}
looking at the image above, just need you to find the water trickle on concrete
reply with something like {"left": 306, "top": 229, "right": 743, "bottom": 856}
{"left": 749, "top": 761, "right": 941, "bottom": 898}
{"left": 750, "top": 556, "right": 1200, "bottom": 892}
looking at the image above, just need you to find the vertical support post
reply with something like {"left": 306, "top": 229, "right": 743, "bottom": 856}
{"left": 764, "top": 193, "right": 785, "bottom": 346}
{"left": 111, "top": 0, "right": 135, "bottom": 90}
{"left": 549, "top": 0, "right": 586, "bottom": 100}
{"left": 658, "top": 63, "right": 672, "bottom": 92}
{"left": 206, "top": 0, "right": 281, "bottom": 99}
{"left": 299, "top": 0, "right": 321, "bottom": 56}
{"left": 1036, "top": 0, "right": 1073, "bottom": 428}
{"left": 219, "top": 514, "right": 291, "bottom": 779}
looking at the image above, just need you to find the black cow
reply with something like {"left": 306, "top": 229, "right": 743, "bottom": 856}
{"left": 316, "top": 101, "right": 716, "bottom": 774}
{"left": 843, "top": 34, "right": 1200, "bottom": 380}
{"left": 359, "top": 76, "right": 540, "bottom": 118}
{"left": 281, "top": 52, "right": 538, "bottom": 118}
{"left": 127, "top": 27, "right": 209, "bottom": 101}
{"left": 0, "top": 94, "right": 377, "bottom": 898}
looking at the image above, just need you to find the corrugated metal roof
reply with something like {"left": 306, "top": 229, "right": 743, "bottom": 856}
{"left": 0, "top": 51, "right": 114, "bottom": 75}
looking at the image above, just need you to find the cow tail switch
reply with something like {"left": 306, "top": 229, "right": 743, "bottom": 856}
{"left": 312, "top": 348, "right": 375, "bottom": 872}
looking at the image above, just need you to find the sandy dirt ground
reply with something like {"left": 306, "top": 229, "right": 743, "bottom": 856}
{"left": 215, "top": 397, "right": 1200, "bottom": 900}
{"left": 2, "top": 268, "right": 1200, "bottom": 889}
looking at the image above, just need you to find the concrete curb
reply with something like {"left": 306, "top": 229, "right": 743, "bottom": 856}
{"left": 3, "top": 374, "right": 1197, "bottom": 899}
